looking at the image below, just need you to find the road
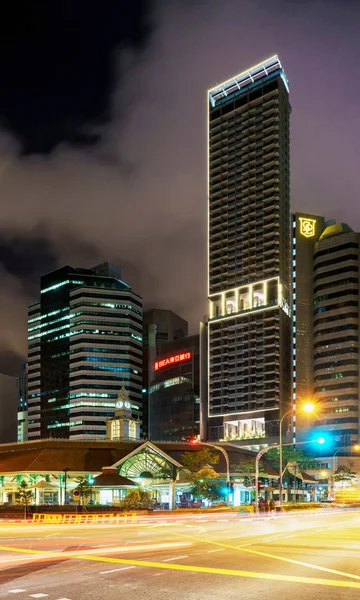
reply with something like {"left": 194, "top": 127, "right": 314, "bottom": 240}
{"left": 0, "top": 509, "right": 360, "bottom": 599}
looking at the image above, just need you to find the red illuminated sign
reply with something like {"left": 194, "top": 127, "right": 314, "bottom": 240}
{"left": 154, "top": 352, "right": 192, "bottom": 371}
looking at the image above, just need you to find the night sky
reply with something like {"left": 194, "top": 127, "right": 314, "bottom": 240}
{"left": 0, "top": 0, "right": 359, "bottom": 374}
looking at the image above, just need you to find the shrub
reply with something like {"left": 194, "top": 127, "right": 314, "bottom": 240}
{"left": 236, "top": 505, "right": 254, "bottom": 513}
{"left": 282, "top": 502, "right": 322, "bottom": 511}
{"left": 118, "top": 488, "right": 153, "bottom": 510}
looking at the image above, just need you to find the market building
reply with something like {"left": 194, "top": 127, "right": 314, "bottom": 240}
{"left": 0, "top": 438, "right": 278, "bottom": 508}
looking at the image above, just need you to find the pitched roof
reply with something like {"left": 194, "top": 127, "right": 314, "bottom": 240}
{"left": 92, "top": 470, "right": 136, "bottom": 488}
{"left": 0, "top": 439, "right": 277, "bottom": 477}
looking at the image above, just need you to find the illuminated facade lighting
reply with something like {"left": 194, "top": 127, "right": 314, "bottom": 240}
{"left": 149, "top": 335, "right": 200, "bottom": 442}
{"left": 25, "top": 263, "right": 143, "bottom": 441}
{"left": 207, "top": 56, "right": 291, "bottom": 442}
{"left": 154, "top": 351, "right": 192, "bottom": 371}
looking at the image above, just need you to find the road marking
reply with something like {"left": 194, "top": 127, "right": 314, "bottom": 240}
{"left": 207, "top": 549, "right": 224, "bottom": 553}
{"left": 75, "top": 554, "right": 360, "bottom": 589}
{"left": 29, "top": 595, "right": 49, "bottom": 598}
{"left": 171, "top": 532, "right": 360, "bottom": 582}
{"left": 4, "top": 541, "right": 360, "bottom": 590}
{"left": 0, "top": 541, "right": 190, "bottom": 558}
{"left": 163, "top": 556, "right": 188, "bottom": 562}
{"left": 8, "top": 591, "right": 26, "bottom": 594}
{"left": 56, "top": 597, "right": 73, "bottom": 599}
{"left": 99, "top": 566, "right": 136, "bottom": 574}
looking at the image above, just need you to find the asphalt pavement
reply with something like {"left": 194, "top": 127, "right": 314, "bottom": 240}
{"left": 0, "top": 508, "right": 360, "bottom": 599}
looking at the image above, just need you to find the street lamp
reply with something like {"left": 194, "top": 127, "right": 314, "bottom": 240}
{"left": 278, "top": 402, "right": 315, "bottom": 506}
{"left": 189, "top": 438, "right": 230, "bottom": 484}
{"left": 255, "top": 436, "right": 325, "bottom": 513}
{"left": 63, "top": 468, "right": 70, "bottom": 506}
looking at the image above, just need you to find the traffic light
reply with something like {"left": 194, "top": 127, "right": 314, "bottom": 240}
{"left": 189, "top": 437, "right": 198, "bottom": 445}
{"left": 315, "top": 434, "right": 331, "bottom": 446}
{"left": 313, "top": 434, "right": 333, "bottom": 449}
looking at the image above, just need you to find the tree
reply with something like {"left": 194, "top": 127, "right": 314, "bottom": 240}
{"left": 181, "top": 449, "right": 221, "bottom": 504}
{"left": 74, "top": 477, "right": 93, "bottom": 505}
{"left": 15, "top": 480, "right": 34, "bottom": 518}
{"left": 181, "top": 449, "right": 219, "bottom": 473}
{"left": 119, "top": 488, "right": 153, "bottom": 510}
{"left": 266, "top": 448, "right": 318, "bottom": 501}
{"left": 334, "top": 462, "right": 357, "bottom": 498}
{"left": 232, "top": 459, "right": 269, "bottom": 499}
{"left": 186, "top": 467, "right": 225, "bottom": 502}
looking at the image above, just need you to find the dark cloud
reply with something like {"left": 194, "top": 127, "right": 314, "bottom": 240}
{"left": 0, "top": 0, "right": 359, "bottom": 377}
{"left": 0, "top": 349, "right": 24, "bottom": 377}
{"left": 0, "top": 1, "right": 154, "bottom": 154}
{"left": 0, "top": 226, "right": 102, "bottom": 295}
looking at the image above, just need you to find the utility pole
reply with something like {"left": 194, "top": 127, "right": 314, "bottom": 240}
{"left": 63, "top": 468, "right": 70, "bottom": 506}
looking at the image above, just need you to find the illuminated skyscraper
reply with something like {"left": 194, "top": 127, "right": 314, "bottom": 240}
{"left": 207, "top": 56, "right": 291, "bottom": 443}
{"left": 27, "top": 263, "right": 142, "bottom": 440}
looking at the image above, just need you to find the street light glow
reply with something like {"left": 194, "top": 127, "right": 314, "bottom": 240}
{"left": 302, "top": 402, "right": 315, "bottom": 414}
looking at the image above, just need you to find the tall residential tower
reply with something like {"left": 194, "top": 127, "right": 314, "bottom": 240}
{"left": 207, "top": 56, "right": 291, "bottom": 443}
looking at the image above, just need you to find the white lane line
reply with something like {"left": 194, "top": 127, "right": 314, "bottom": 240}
{"left": 99, "top": 566, "right": 136, "bottom": 574}
{"left": 29, "top": 595, "right": 49, "bottom": 598}
{"left": 237, "top": 543, "right": 252, "bottom": 547}
{"left": 8, "top": 591, "right": 27, "bottom": 594}
{"left": 57, "top": 598, "right": 73, "bottom": 600}
{"left": 208, "top": 548, "right": 225, "bottom": 553}
{"left": 163, "top": 555, "right": 188, "bottom": 562}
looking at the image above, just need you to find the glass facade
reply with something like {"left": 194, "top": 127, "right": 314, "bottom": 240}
{"left": 142, "top": 310, "right": 188, "bottom": 439}
{"left": 27, "top": 263, "right": 142, "bottom": 440}
{"left": 149, "top": 335, "right": 200, "bottom": 442}
{"left": 312, "top": 225, "right": 360, "bottom": 453}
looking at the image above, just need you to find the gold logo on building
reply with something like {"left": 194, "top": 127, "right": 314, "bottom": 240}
{"left": 299, "top": 217, "right": 316, "bottom": 238}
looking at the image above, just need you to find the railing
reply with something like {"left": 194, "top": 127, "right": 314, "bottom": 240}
{"left": 32, "top": 512, "right": 137, "bottom": 524}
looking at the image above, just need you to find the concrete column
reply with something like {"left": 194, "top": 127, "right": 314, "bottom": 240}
{"left": 169, "top": 481, "right": 176, "bottom": 511}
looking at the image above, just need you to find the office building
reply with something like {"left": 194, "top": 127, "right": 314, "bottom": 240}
{"left": 292, "top": 213, "right": 326, "bottom": 439}
{"left": 17, "top": 363, "right": 28, "bottom": 442}
{"left": 149, "top": 335, "right": 200, "bottom": 441}
{"left": 312, "top": 223, "right": 360, "bottom": 453}
{"left": 0, "top": 373, "right": 17, "bottom": 443}
{"left": 293, "top": 214, "right": 360, "bottom": 453}
{"left": 207, "top": 55, "right": 291, "bottom": 442}
{"left": 142, "top": 309, "right": 188, "bottom": 438}
{"left": 27, "top": 263, "right": 143, "bottom": 440}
